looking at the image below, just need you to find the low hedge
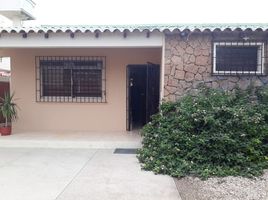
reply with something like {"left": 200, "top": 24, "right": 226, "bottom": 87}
{"left": 137, "top": 86, "right": 268, "bottom": 179}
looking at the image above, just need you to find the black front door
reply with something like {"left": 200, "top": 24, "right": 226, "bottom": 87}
{"left": 127, "top": 64, "right": 160, "bottom": 131}
{"left": 146, "top": 63, "right": 160, "bottom": 123}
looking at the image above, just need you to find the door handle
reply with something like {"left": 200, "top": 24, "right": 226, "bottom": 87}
{"left": 130, "top": 78, "right": 134, "bottom": 87}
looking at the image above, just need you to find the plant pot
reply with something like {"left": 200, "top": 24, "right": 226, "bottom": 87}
{"left": 0, "top": 126, "right": 12, "bottom": 136}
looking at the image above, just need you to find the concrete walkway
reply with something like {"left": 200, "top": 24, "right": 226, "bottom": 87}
{"left": 0, "top": 148, "right": 181, "bottom": 200}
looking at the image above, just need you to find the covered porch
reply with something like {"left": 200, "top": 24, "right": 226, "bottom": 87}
{"left": 0, "top": 29, "right": 165, "bottom": 133}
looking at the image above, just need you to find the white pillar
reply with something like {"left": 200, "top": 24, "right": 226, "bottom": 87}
{"left": 11, "top": 17, "right": 23, "bottom": 26}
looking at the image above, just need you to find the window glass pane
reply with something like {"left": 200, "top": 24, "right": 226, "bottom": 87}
{"left": 216, "top": 46, "right": 258, "bottom": 71}
{"left": 41, "top": 67, "right": 71, "bottom": 96}
{"left": 72, "top": 69, "right": 102, "bottom": 97}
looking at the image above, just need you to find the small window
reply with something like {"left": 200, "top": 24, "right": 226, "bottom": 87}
{"left": 213, "top": 42, "right": 265, "bottom": 75}
{"left": 36, "top": 56, "right": 106, "bottom": 103}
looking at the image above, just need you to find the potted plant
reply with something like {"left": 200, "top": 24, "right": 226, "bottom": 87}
{"left": 0, "top": 93, "right": 18, "bottom": 136}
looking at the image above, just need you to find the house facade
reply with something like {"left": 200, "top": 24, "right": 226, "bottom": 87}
{"left": 0, "top": 24, "right": 267, "bottom": 132}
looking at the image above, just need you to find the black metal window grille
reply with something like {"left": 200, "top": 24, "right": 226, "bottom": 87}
{"left": 213, "top": 41, "right": 265, "bottom": 75}
{"left": 36, "top": 56, "right": 106, "bottom": 103}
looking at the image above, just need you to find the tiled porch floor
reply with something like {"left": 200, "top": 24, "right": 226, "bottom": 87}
{"left": 0, "top": 131, "right": 141, "bottom": 149}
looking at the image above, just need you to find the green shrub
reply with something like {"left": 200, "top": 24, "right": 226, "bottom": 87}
{"left": 137, "top": 86, "right": 268, "bottom": 179}
{"left": 256, "top": 85, "right": 268, "bottom": 104}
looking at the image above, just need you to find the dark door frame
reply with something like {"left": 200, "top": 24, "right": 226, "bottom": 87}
{"left": 126, "top": 64, "right": 160, "bottom": 131}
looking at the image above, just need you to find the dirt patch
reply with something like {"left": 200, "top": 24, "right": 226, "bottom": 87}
{"left": 175, "top": 170, "right": 268, "bottom": 200}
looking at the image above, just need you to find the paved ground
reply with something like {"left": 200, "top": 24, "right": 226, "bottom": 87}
{"left": 0, "top": 148, "right": 181, "bottom": 200}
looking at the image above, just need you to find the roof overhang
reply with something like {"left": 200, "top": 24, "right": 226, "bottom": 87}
{"left": 0, "top": 23, "right": 268, "bottom": 48}
{"left": 1, "top": 23, "right": 268, "bottom": 34}
{"left": 0, "top": 0, "right": 36, "bottom": 21}
{"left": 0, "top": 31, "right": 164, "bottom": 48}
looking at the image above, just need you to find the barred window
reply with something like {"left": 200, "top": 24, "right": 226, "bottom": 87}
{"left": 213, "top": 42, "right": 265, "bottom": 75}
{"left": 36, "top": 56, "right": 106, "bottom": 103}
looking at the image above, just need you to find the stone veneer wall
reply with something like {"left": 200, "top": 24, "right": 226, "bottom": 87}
{"left": 164, "top": 33, "right": 268, "bottom": 101}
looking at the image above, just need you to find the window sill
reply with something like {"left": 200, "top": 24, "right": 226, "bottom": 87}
{"left": 212, "top": 71, "right": 265, "bottom": 76}
{"left": 37, "top": 96, "right": 107, "bottom": 103}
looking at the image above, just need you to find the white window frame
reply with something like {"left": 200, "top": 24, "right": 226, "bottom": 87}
{"left": 213, "top": 42, "right": 265, "bottom": 75}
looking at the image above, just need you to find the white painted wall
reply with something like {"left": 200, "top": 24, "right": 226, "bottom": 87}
{"left": 0, "top": 15, "right": 12, "bottom": 26}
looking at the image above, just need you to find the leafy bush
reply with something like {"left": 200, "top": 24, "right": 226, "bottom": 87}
{"left": 137, "top": 86, "right": 268, "bottom": 179}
